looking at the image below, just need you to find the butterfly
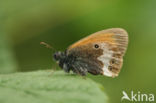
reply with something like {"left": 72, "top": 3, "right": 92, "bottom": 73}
{"left": 53, "top": 28, "right": 128, "bottom": 77}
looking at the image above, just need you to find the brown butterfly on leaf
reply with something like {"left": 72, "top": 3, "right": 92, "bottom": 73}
{"left": 49, "top": 28, "right": 128, "bottom": 77}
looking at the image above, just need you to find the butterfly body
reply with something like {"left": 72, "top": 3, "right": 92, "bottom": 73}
{"left": 53, "top": 28, "right": 128, "bottom": 77}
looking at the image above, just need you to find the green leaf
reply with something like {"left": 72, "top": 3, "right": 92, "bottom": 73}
{"left": 0, "top": 70, "right": 107, "bottom": 103}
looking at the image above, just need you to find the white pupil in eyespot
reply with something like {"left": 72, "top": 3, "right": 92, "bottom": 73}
{"left": 94, "top": 44, "right": 99, "bottom": 48}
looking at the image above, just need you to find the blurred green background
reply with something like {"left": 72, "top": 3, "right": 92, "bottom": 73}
{"left": 0, "top": 0, "right": 156, "bottom": 103}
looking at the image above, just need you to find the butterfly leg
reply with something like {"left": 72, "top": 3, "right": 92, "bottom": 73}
{"left": 62, "top": 64, "right": 70, "bottom": 73}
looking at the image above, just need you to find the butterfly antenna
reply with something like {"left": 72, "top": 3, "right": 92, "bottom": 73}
{"left": 40, "top": 42, "right": 56, "bottom": 52}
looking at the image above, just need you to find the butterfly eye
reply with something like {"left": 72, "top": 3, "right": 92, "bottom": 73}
{"left": 94, "top": 44, "right": 99, "bottom": 49}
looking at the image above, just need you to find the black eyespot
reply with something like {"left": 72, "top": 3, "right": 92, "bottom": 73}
{"left": 94, "top": 44, "right": 99, "bottom": 49}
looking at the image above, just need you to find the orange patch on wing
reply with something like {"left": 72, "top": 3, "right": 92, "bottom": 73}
{"left": 69, "top": 33, "right": 115, "bottom": 49}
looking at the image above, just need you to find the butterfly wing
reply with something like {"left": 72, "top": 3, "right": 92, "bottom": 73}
{"left": 72, "top": 57, "right": 104, "bottom": 76}
{"left": 67, "top": 28, "right": 128, "bottom": 77}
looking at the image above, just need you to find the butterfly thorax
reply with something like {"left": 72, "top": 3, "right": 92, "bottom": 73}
{"left": 53, "top": 51, "right": 75, "bottom": 72}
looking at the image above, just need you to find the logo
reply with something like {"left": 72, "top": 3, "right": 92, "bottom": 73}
{"left": 121, "top": 91, "right": 154, "bottom": 102}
